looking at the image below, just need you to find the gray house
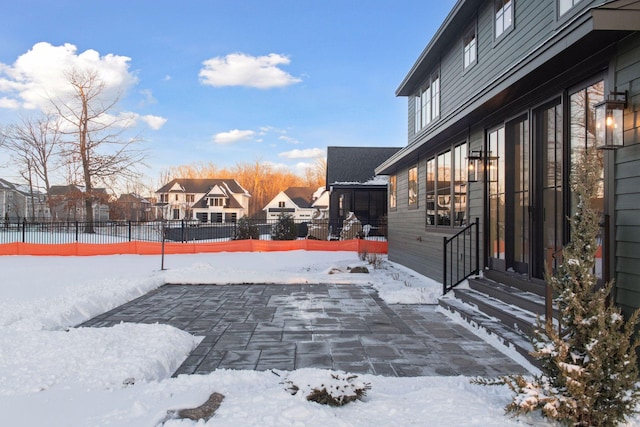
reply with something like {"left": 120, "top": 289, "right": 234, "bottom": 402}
{"left": 326, "top": 146, "right": 400, "bottom": 236}
{"left": 376, "top": 0, "right": 640, "bottom": 357}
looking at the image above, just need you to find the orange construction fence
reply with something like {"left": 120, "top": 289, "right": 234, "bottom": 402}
{"left": 0, "top": 239, "right": 388, "bottom": 256}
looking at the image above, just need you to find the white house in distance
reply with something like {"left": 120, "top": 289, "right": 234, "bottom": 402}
{"left": 155, "top": 178, "right": 250, "bottom": 222}
{"left": 0, "top": 178, "right": 49, "bottom": 221}
{"left": 263, "top": 186, "right": 328, "bottom": 221}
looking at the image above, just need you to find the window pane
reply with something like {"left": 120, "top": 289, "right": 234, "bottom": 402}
{"left": 437, "top": 151, "right": 451, "bottom": 225}
{"left": 431, "top": 74, "right": 440, "bottom": 119}
{"left": 454, "top": 143, "right": 467, "bottom": 226}
{"left": 408, "top": 166, "right": 418, "bottom": 206}
{"left": 389, "top": 175, "right": 397, "bottom": 209}
{"left": 426, "top": 158, "right": 435, "bottom": 225}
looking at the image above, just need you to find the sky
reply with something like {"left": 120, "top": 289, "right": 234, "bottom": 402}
{"left": 0, "top": 0, "right": 456, "bottom": 190}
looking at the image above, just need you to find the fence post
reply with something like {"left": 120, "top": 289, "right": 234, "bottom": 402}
{"left": 128, "top": 221, "right": 132, "bottom": 242}
{"left": 22, "top": 219, "right": 26, "bottom": 243}
{"left": 475, "top": 217, "right": 480, "bottom": 275}
{"left": 181, "top": 220, "right": 185, "bottom": 243}
{"left": 75, "top": 221, "right": 79, "bottom": 242}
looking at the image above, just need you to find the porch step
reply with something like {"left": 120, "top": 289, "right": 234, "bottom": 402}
{"left": 468, "top": 277, "right": 558, "bottom": 319}
{"left": 452, "top": 287, "right": 538, "bottom": 336}
{"left": 438, "top": 297, "right": 537, "bottom": 366}
{"left": 484, "top": 269, "right": 546, "bottom": 297}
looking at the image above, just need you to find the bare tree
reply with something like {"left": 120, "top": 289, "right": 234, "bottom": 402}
{"left": 3, "top": 114, "right": 63, "bottom": 219}
{"left": 52, "top": 68, "right": 147, "bottom": 232}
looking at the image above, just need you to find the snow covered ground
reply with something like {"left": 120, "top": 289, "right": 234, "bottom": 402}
{"left": 0, "top": 251, "right": 637, "bottom": 426}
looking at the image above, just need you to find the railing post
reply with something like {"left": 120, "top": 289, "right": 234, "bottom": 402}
{"left": 22, "top": 218, "right": 26, "bottom": 243}
{"left": 475, "top": 217, "right": 480, "bottom": 275}
{"left": 75, "top": 221, "right": 79, "bottom": 241}
{"left": 443, "top": 236, "right": 448, "bottom": 295}
{"left": 128, "top": 221, "right": 132, "bottom": 242}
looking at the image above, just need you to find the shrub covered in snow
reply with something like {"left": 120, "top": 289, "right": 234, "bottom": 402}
{"left": 280, "top": 369, "right": 371, "bottom": 407}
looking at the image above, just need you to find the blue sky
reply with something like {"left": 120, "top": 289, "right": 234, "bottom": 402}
{"left": 0, "top": 0, "right": 456, "bottom": 186}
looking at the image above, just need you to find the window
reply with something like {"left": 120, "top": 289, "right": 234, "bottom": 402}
{"left": 209, "top": 197, "right": 225, "bottom": 207}
{"left": 389, "top": 175, "right": 397, "bottom": 209}
{"left": 463, "top": 25, "right": 477, "bottom": 69}
{"left": 495, "top": 0, "right": 513, "bottom": 38}
{"left": 559, "top": 0, "right": 581, "bottom": 16}
{"left": 174, "top": 194, "right": 179, "bottom": 201}
{"left": 414, "top": 71, "right": 441, "bottom": 133}
{"left": 425, "top": 143, "right": 468, "bottom": 227}
{"left": 408, "top": 166, "right": 418, "bottom": 207}
{"left": 186, "top": 194, "right": 195, "bottom": 203}
{"left": 278, "top": 201, "right": 285, "bottom": 208}
{"left": 426, "top": 158, "right": 436, "bottom": 225}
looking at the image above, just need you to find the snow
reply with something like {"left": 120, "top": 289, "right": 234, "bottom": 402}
{"left": 0, "top": 251, "right": 638, "bottom": 426}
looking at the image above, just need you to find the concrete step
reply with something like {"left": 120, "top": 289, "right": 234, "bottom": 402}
{"left": 438, "top": 297, "right": 537, "bottom": 367}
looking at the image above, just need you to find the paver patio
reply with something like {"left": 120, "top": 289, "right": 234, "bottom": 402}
{"left": 80, "top": 283, "right": 530, "bottom": 377}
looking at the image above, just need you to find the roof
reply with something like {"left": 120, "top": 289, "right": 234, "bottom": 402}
{"left": 326, "top": 146, "right": 401, "bottom": 187}
{"left": 48, "top": 184, "right": 107, "bottom": 196}
{"left": 0, "top": 178, "right": 44, "bottom": 197}
{"left": 117, "top": 193, "right": 151, "bottom": 204}
{"left": 156, "top": 178, "right": 249, "bottom": 196}
{"left": 283, "top": 187, "right": 318, "bottom": 209}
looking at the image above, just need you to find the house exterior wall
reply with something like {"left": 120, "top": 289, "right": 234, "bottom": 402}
{"left": 263, "top": 192, "right": 315, "bottom": 221}
{"left": 382, "top": 0, "right": 640, "bottom": 310}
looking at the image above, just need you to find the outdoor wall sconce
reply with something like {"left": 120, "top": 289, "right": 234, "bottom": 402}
{"left": 467, "top": 150, "right": 499, "bottom": 183}
{"left": 467, "top": 150, "right": 483, "bottom": 182}
{"left": 596, "top": 91, "right": 627, "bottom": 150}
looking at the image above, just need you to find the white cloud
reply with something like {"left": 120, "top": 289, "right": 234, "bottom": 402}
{"left": 199, "top": 53, "right": 302, "bottom": 89}
{"left": 140, "top": 114, "right": 167, "bottom": 130}
{"left": 213, "top": 129, "right": 256, "bottom": 144}
{"left": 279, "top": 148, "right": 324, "bottom": 159}
{"left": 279, "top": 135, "right": 300, "bottom": 145}
{"left": 0, "top": 96, "right": 20, "bottom": 109}
{"left": 0, "top": 42, "right": 137, "bottom": 111}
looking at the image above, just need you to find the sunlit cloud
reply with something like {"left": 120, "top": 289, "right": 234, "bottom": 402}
{"left": 213, "top": 129, "right": 256, "bottom": 144}
{"left": 199, "top": 53, "right": 302, "bottom": 89}
{"left": 279, "top": 148, "right": 324, "bottom": 159}
{"left": 0, "top": 42, "right": 137, "bottom": 111}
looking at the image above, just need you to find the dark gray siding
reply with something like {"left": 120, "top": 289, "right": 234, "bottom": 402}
{"left": 614, "top": 33, "right": 640, "bottom": 316}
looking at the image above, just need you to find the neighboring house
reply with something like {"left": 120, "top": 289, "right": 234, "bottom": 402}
{"left": 375, "top": 1, "right": 640, "bottom": 357}
{"left": 263, "top": 186, "right": 328, "bottom": 221}
{"left": 0, "top": 178, "right": 49, "bottom": 221}
{"left": 111, "top": 193, "right": 153, "bottom": 222}
{"left": 48, "top": 184, "right": 110, "bottom": 221}
{"left": 155, "top": 178, "right": 250, "bottom": 222}
{"left": 326, "top": 146, "right": 401, "bottom": 236}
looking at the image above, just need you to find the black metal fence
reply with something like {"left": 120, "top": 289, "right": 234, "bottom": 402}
{"left": 0, "top": 218, "right": 388, "bottom": 244}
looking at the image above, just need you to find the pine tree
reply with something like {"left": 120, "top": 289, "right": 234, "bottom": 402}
{"left": 502, "top": 146, "right": 640, "bottom": 426}
{"left": 234, "top": 216, "right": 259, "bottom": 240}
{"left": 271, "top": 213, "right": 298, "bottom": 241}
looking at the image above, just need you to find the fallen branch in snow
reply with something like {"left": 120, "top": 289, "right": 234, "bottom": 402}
{"left": 157, "top": 392, "right": 225, "bottom": 425}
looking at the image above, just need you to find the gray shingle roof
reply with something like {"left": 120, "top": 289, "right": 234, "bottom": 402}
{"left": 283, "top": 187, "right": 317, "bottom": 208}
{"left": 156, "top": 178, "right": 248, "bottom": 195}
{"left": 326, "top": 146, "right": 401, "bottom": 186}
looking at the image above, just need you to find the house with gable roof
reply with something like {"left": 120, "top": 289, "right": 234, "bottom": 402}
{"left": 155, "top": 178, "right": 250, "bottom": 222}
{"left": 48, "top": 184, "right": 110, "bottom": 221}
{"left": 0, "top": 178, "right": 49, "bottom": 221}
{"left": 263, "top": 186, "right": 328, "bottom": 221}
{"left": 326, "top": 146, "right": 401, "bottom": 236}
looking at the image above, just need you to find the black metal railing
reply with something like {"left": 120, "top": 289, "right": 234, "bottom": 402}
{"left": 0, "top": 218, "right": 388, "bottom": 244}
{"left": 443, "top": 217, "right": 480, "bottom": 295}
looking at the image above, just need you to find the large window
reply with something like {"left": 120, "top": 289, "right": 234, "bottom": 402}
{"left": 414, "top": 71, "right": 441, "bottom": 133}
{"left": 488, "top": 127, "right": 506, "bottom": 259}
{"left": 463, "top": 25, "right": 477, "bottom": 69}
{"left": 408, "top": 166, "right": 418, "bottom": 207}
{"left": 559, "top": 0, "right": 582, "bottom": 16}
{"left": 425, "top": 142, "right": 468, "bottom": 227}
{"left": 495, "top": 0, "right": 513, "bottom": 38}
{"left": 389, "top": 175, "right": 397, "bottom": 209}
